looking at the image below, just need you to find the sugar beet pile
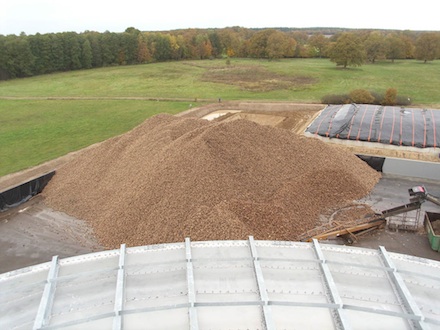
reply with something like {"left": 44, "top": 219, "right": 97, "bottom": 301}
{"left": 43, "top": 114, "right": 380, "bottom": 248}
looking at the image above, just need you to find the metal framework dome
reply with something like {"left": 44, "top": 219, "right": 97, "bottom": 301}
{"left": 1, "top": 237, "right": 440, "bottom": 329}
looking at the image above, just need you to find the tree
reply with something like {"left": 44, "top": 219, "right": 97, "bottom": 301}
{"left": 400, "top": 34, "right": 415, "bottom": 59}
{"left": 307, "top": 33, "right": 328, "bottom": 58}
{"left": 208, "top": 31, "right": 222, "bottom": 58}
{"left": 86, "top": 32, "right": 103, "bottom": 68}
{"left": 168, "top": 35, "right": 181, "bottom": 60}
{"left": 218, "top": 28, "right": 241, "bottom": 57}
{"left": 0, "top": 36, "right": 8, "bottom": 79}
{"left": 178, "top": 29, "right": 198, "bottom": 59}
{"left": 28, "top": 33, "right": 53, "bottom": 74}
{"left": 49, "top": 33, "right": 66, "bottom": 71}
{"left": 63, "top": 32, "right": 82, "bottom": 70}
{"left": 328, "top": 33, "right": 366, "bottom": 68}
{"left": 290, "top": 31, "right": 309, "bottom": 57}
{"left": 194, "top": 34, "right": 212, "bottom": 59}
{"left": 202, "top": 39, "right": 213, "bottom": 59}
{"left": 101, "top": 31, "right": 119, "bottom": 66}
{"left": 284, "top": 36, "right": 297, "bottom": 58}
{"left": 415, "top": 32, "right": 440, "bottom": 63}
{"left": 172, "top": 34, "right": 188, "bottom": 60}
{"left": 247, "top": 29, "right": 295, "bottom": 59}
{"left": 385, "top": 33, "right": 406, "bottom": 63}
{"left": 266, "top": 30, "right": 295, "bottom": 59}
{"left": 137, "top": 34, "right": 151, "bottom": 63}
{"left": 151, "top": 33, "right": 172, "bottom": 61}
{"left": 121, "top": 29, "right": 139, "bottom": 65}
{"left": 363, "top": 32, "right": 386, "bottom": 63}
{"left": 80, "top": 38, "right": 93, "bottom": 69}
{"left": 2, "top": 27, "right": 438, "bottom": 82}
{"left": 248, "top": 29, "right": 271, "bottom": 58}
{"left": 2, "top": 35, "right": 35, "bottom": 78}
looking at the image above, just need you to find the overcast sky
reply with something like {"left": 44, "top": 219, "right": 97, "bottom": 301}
{"left": 1, "top": 0, "right": 439, "bottom": 36}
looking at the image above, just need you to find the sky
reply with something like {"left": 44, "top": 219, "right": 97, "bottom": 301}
{"left": 1, "top": 0, "right": 439, "bottom": 36}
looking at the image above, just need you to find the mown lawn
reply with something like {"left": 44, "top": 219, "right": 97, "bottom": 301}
{"left": 0, "top": 99, "right": 188, "bottom": 176}
{"left": 1, "top": 58, "right": 439, "bottom": 176}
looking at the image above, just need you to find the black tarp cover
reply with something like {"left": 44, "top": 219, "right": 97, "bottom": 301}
{"left": 0, "top": 171, "right": 55, "bottom": 211}
{"left": 356, "top": 155, "right": 385, "bottom": 172}
{"left": 306, "top": 104, "right": 440, "bottom": 148}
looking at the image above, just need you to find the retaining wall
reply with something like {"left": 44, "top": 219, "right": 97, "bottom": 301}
{"left": 358, "top": 155, "right": 440, "bottom": 181}
{"left": 0, "top": 171, "right": 55, "bottom": 211}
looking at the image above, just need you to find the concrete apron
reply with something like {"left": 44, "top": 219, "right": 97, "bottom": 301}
{"left": 382, "top": 157, "right": 440, "bottom": 181}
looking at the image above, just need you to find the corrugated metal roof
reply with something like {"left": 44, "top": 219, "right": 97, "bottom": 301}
{"left": 1, "top": 237, "right": 440, "bottom": 329}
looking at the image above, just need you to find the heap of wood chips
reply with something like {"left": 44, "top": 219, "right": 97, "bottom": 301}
{"left": 43, "top": 114, "right": 381, "bottom": 248}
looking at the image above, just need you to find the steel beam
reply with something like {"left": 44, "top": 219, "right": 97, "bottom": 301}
{"left": 113, "top": 244, "right": 126, "bottom": 330}
{"left": 185, "top": 238, "right": 199, "bottom": 330}
{"left": 379, "top": 246, "right": 428, "bottom": 330}
{"left": 249, "top": 236, "right": 276, "bottom": 330}
{"left": 312, "top": 239, "right": 351, "bottom": 330}
{"left": 33, "top": 255, "right": 59, "bottom": 330}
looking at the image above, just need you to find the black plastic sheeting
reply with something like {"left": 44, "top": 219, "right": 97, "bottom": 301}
{"left": 356, "top": 155, "right": 385, "bottom": 172}
{"left": 0, "top": 171, "right": 55, "bottom": 211}
{"left": 306, "top": 104, "right": 440, "bottom": 148}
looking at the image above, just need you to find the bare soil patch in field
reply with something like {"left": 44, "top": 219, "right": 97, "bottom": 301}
{"left": 202, "top": 65, "right": 317, "bottom": 92}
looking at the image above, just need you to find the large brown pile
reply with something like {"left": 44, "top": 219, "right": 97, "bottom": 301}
{"left": 43, "top": 114, "right": 380, "bottom": 248}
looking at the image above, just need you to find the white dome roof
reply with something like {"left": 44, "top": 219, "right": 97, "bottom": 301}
{"left": 1, "top": 237, "right": 440, "bottom": 329}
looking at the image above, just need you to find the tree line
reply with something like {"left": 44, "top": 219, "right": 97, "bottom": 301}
{"left": 1, "top": 27, "right": 439, "bottom": 80}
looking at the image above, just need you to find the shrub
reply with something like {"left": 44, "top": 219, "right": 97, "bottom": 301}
{"left": 349, "top": 89, "right": 375, "bottom": 104}
{"left": 322, "top": 88, "right": 411, "bottom": 106}
{"left": 382, "top": 88, "right": 398, "bottom": 105}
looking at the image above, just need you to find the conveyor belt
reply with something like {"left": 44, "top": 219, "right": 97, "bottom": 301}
{"left": 299, "top": 201, "right": 423, "bottom": 242}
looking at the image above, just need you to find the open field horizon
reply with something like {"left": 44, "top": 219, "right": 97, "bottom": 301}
{"left": 1, "top": 58, "right": 440, "bottom": 105}
{"left": 1, "top": 58, "right": 439, "bottom": 176}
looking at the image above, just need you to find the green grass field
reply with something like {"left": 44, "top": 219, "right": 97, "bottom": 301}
{"left": 1, "top": 58, "right": 439, "bottom": 176}
{"left": 0, "top": 100, "right": 188, "bottom": 176}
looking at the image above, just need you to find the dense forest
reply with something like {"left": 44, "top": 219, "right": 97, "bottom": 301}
{"left": 1, "top": 27, "right": 439, "bottom": 80}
